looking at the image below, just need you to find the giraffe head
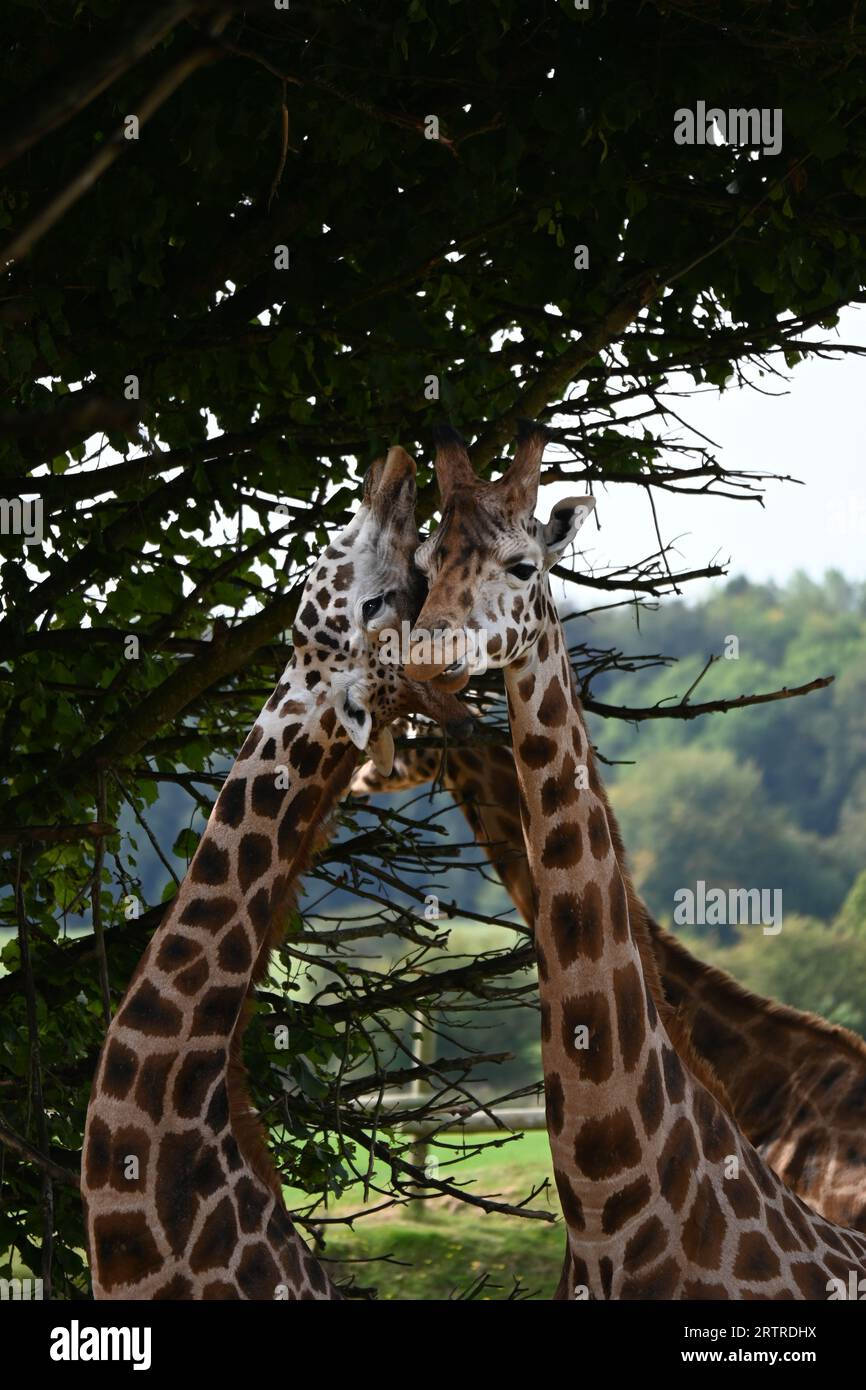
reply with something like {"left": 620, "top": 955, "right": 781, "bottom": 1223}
{"left": 405, "top": 424, "right": 594, "bottom": 685}
{"left": 290, "top": 444, "right": 471, "bottom": 765}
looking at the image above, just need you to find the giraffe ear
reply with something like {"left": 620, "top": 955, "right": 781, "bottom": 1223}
{"left": 333, "top": 680, "right": 373, "bottom": 750}
{"left": 541, "top": 495, "right": 595, "bottom": 567}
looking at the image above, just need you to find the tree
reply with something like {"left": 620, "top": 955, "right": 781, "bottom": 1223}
{"left": 837, "top": 867, "right": 866, "bottom": 935}
{"left": 585, "top": 574, "right": 866, "bottom": 883}
{"left": 3, "top": 1, "right": 866, "bottom": 1297}
{"left": 609, "top": 746, "right": 850, "bottom": 938}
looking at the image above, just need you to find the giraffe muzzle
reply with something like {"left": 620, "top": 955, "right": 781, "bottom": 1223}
{"left": 403, "top": 621, "right": 472, "bottom": 682}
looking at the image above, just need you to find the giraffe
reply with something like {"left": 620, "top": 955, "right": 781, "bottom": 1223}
{"left": 352, "top": 738, "right": 866, "bottom": 1233}
{"left": 401, "top": 423, "right": 866, "bottom": 1298}
{"left": 82, "top": 447, "right": 470, "bottom": 1300}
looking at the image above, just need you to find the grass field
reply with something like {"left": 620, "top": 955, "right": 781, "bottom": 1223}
{"left": 2, "top": 1129, "right": 563, "bottom": 1299}
{"left": 285, "top": 1128, "right": 566, "bottom": 1300}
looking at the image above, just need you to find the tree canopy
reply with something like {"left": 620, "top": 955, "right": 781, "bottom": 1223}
{"left": 3, "top": 0, "right": 866, "bottom": 1298}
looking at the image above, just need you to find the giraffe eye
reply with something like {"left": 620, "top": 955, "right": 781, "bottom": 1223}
{"left": 507, "top": 561, "right": 536, "bottom": 581}
{"left": 362, "top": 595, "right": 384, "bottom": 621}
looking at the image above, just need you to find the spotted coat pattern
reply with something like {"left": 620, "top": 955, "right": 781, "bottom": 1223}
{"left": 405, "top": 425, "right": 866, "bottom": 1298}
{"left": 82, "top": 449, "right": 468, "bottom": 1300}
{"left": 353, "top": 736, "right": 866, "bottom": 1235}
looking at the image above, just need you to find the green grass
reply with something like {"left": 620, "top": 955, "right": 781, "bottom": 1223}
{"left": 286, "top": 1128, "right": 566, "bottom": 1300}
{"left": 323, "top": 1207, "right": 564, "bottom": 1300}
{"left": 3, "top": 1132, "right": 561, "bottom": 1300}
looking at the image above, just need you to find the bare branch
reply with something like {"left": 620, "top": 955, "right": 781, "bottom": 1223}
{"left": 0, "top": 1114, "right": 80, "bottom": 1190}
{"left": 582, "top": 674, "right": 835, "bottom": 722}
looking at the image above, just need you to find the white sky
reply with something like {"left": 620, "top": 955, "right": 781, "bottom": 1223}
{"left": 541, "top": 305, "right": 866, "bottom": 599}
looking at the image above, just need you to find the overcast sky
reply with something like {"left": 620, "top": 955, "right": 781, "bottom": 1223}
{"left": 541, "top": 305, "right": 866, "bottom": 601}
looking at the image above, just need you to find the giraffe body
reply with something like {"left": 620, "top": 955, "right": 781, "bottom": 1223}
{"left": 83, "top": 449, "right": 469, "bottom": 1299}
{"left": 353, "top": 739, "right": 866, "bottom": 1233}
{"left": 504, "top": 632, "right": 866, "bottom": 1299}
{"left": 404, "top": 424, "right": 866, "bottom": 1297}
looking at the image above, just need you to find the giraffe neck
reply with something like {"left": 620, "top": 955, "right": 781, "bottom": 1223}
{"left": 84, "top": 663, "right": 355, "bottom": 1300}
{"left": 504, "top": 607, "right": 866, "bottom": 1298}
{"left": 504, "top": 624, "right": 675, "bottom": 1266}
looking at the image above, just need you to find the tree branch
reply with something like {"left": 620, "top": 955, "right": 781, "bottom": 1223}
{"left": 582, "top": 674, "right": 835, "bottom": 722}
{"left": 552, "top": 561, "right": 728, "bottom": 595}
{"left": 268, "top": 944, "right": 536, "bottom": 1026}
{"left": 0, "top": 822, "right": 117, "bottom": 848}
{"left": 471, "top": 277, "right": 658, "bottom": 469}
{"left": 0, "top": 0, "right": 207, "bottom": 172}
{"left": 0, "top": 392, "right": 141, "bottom": 462}
{"left": 1, "top": 17, "right": 232, "bottom": 269}
{"left": 0, "top": 1114, "right": 80, "bottom": 1190}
